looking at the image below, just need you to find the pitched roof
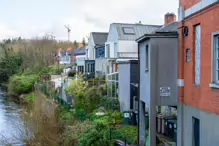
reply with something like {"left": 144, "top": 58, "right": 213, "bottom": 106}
{"left": 136, "top": 22, "right": 179, "bottom": 43}
{"left": 111, "top": 23, "right": 161, "bottom": 40}
{"left": 156, "top": 22, "right": 178, "bottom": 33}
{"left": 91, "top": 32, "right": 108, "bottom": 46}
{"left": 73, "top": 48, "right": 86, "bottom": 55}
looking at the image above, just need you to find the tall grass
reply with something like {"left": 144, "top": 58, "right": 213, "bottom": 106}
{"left": 23, "top": 92, "right": 60, "bottom": 145}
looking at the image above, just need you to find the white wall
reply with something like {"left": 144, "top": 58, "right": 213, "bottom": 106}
{"left": 76, "top": 55, "right": 86, "bottom": 66}
{"left": 117, "top": 40, "right": 138, "bottom": 58}
{"left": 105, "top": 42, "right": 115, "bottom": 58}
{"left": 95, "top": 58, "right": 108, "bottom": 75}
{"left": 87, "top": 34, "right": 95, "bottom": 60}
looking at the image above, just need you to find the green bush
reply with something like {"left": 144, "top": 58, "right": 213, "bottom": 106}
{"left": 68, "top": 71, "right": 76, "bottom": 77}
{"left": 100, "top": 96, "right": 120, "bottom": 111}
{"left": 77, "top": 119, "right": 110, "bottom": 146}
{"left": 8, "top": 74, "right": 39, "bottom": 94}
{"left": 111, "top": 126, "right": 138, "bottom": 144}
{"left": 25, "top": 92, "right": 34, "bottom": 104}
{"left": 0, "top": 51, "right": 22, "bottom": 83}
{"left": 59, "top": 106, "right": 76, "bottom": 121}
{"left": 61, "top": 121, "right": 91, "bottom": 146}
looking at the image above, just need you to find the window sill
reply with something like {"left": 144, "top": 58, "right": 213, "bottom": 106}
{"left": 209, "top": 83, "right": 219, "bottom": 89}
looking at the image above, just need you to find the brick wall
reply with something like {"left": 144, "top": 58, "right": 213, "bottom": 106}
{"left": 180, "top": 0, "right": 201, "bottom": 10}
{"left": 179, "top": 3, "right": 219, "bottom": 115}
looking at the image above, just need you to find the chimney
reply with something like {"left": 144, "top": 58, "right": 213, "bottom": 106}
{"left": 78, "top": 43, "right": 84, "bottom": 48}
{"left": 164, "top": 13, "right": 176, "bottom": 25}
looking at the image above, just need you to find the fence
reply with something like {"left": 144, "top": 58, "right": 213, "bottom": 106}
{"left": 35, "top": 80, "right": 137, "bottom": 146}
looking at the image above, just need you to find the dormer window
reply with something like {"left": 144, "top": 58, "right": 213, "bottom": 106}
{"left": 122, "top": 27, "right": 135, "bottom": 35}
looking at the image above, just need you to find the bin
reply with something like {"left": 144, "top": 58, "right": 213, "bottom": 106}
{"left": 168, "top": 119, "right": 177, "bottom": 139}
{"left": 123, "top": 111, "right": 130, "bottom": 125}
{"left": 130, "top": 111, "right": 137, "bottom": 125}
{"left": 157, "top": 116, "right": 161, "bottom": 133}
{"left": 164, "top": 117, "right": 169, "bottom": 136}
{"left": 161, "top": 116, "right": 165, "bottom": 134}
{"left": 173, "top": 120, "right": 177, "bottom": 143}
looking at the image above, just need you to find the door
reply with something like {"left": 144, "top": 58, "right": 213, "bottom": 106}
{"left": 192, "top": 117, "right": 200, "bottom": 146}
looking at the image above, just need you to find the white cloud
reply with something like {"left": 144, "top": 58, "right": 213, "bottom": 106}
{"left": 0, "top": 0, "right": 179, "bottom": 41}
{"left": 0, "top": 24, "right": 19, "bottom": 40}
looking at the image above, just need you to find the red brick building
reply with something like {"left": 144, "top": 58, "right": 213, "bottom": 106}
{"left": 178, "top": 0, "right": 219, "bottom": 146}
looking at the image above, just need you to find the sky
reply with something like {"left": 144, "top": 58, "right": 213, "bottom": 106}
{"left": 0, "top": 0, "right": 179, "bottom": 42}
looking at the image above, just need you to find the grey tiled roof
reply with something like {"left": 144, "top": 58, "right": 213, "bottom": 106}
{"left": 91, "top": 32, "right": 108, "bottom": 46}
{"left": 156, "top": 22, "right": 178, "bottom": 33}
{"left": 67, "top": 48, "right": 86, "bottom": 56}
{"left": 112, "top": 23, "right": 161, "bottom": 40}
{"left": 73, "top": 48, "right": 86, "bottom": 55}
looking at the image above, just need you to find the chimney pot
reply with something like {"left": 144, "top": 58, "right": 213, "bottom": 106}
{"left": 165, "top": 13, "right": 176, "bottom": 25}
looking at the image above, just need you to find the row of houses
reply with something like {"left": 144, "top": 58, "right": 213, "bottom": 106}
{"left": 56, "top": 0, "right": 219, "bottom": 145}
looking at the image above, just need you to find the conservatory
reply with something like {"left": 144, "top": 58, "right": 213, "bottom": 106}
{"left": 106, "top": 72, "right": 119, "bottom": 98}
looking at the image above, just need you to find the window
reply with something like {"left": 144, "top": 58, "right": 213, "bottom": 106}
{"left": 88, "top": 64, "right": 90, "bottom": 72}
{"left": 212, "top": 35, "right": 219, "bottom": 83}
{"left": 106, "top": 44, "right": 110, "bottom": 58}
{"left": 122, "top": 27, "right": 135, "bottom": 35}
{"left": 192, "top": 117, "right": 200, "bottom": 146}
{"left": 145, "top": 45, "right": 149, "bottom": 71}
{"left": 186, "top": 49, "right": 191, "bottom": 63}
{"left": 195, "top": 25, "right": 201, "bottom": 85}
{"left": 96, "top": 47, "right": 105, "bottom": 58}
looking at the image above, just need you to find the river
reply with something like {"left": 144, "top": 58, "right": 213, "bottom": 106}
{"left": 0, "top": 87, "right": 26, "bottom": 146}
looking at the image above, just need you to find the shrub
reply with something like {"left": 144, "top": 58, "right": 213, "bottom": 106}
{"left": 68, "top": 71, "right": 76, "bottom": 77}
{"left": 58, "top": 107, "right": 76, "bottom": 121}
{"left": 8, "top": 74, "right": 39, "bottom": 94}
{"left": 111, "top": 126, "right": 138, "bottom": 144}
{"left": 0, "top": 51, "right": 22, "bottom": 83}
{"left": 25, "top": 92, "right": 34, "bottom": 104}
{"left": 61, "top": 121, "right": 91, "bottom": 146}
{"left": 84, "top": 87, "right": 101, "bottom": 113}
{"left": 77, "top": 119, "right": 110, "bottom": 146}
{"left": 100, "top": 96, "right": 120, "bottom": 111}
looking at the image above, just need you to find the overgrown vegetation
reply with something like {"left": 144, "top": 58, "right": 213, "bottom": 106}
{"left": 0, "top": 49, "right": 22, "bottom": 83}
{"left": 0, "top": 37, "right": 73, "bottom": 94}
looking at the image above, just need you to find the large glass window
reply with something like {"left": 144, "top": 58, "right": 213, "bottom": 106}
{"left": 96, "top": 47, "right": 105, "bottom": 58}
{"left": 106, "top": 72, "right": 119, "bottom": 98}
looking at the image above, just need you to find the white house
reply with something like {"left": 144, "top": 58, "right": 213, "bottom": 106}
{"left": 105, "top": 23, "right": 161, "bottom": 74}
{"left": 87, "top": 32, "right": 108, "bottom": 76}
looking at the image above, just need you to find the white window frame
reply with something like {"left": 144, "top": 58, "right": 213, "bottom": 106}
{"left": 106, "top": 44, "right": 110, "bottom": 58}
{"left": 210, "top": 33, "right": 219, "bottom": 88}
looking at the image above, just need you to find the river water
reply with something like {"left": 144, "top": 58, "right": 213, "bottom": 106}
{"left": 0, "top": 87, "right": 26, "bottom": 145}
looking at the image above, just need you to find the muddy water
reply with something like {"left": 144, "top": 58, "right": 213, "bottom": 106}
{"left": 0, "top": 87, "right": 26, "bottom": 145}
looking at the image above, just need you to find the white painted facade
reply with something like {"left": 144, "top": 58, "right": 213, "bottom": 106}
{"left": 117, "top": 40, "right": 138, "bottom": 58}
{"left": 76, "top": 55, "right": 86, "bottom": 66}
{"left": 87, "top": 34, "right": 95, "bottom": 60}
{"left": 105, "top": 24, "right": 139, "bottom": 74}
{"left": 58, "top": 52, "right": 71, "bottom": 65}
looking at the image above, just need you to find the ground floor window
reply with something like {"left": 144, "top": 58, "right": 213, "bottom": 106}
{"left": 192, "top": 117, "right": 200, "bottom": 146}
{"left": 106, "top": 72, "right": 119, "bottom": 98}
{"left": 78, "top": 66, "right": 84, "bottom": 73}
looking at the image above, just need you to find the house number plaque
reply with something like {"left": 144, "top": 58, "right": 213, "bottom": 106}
{"left": 160, "top": 87, "right": 171, "bottom": 97}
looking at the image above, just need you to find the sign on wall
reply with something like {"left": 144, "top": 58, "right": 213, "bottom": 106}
{"left": 160, "top": 87, "right": 171, "bottom": 97}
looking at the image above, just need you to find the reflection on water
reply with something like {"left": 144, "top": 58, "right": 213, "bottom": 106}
{"left": 0, "top": 87, "right": 26, "bottom": 145}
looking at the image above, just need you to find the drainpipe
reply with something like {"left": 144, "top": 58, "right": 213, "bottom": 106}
{"left": 137, "top": 43, "right": 140, "bottom": 145}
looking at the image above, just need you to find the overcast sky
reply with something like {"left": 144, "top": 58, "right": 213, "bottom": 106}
{"left": 0, "top": 0, "right": 179, "bottom": 42}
